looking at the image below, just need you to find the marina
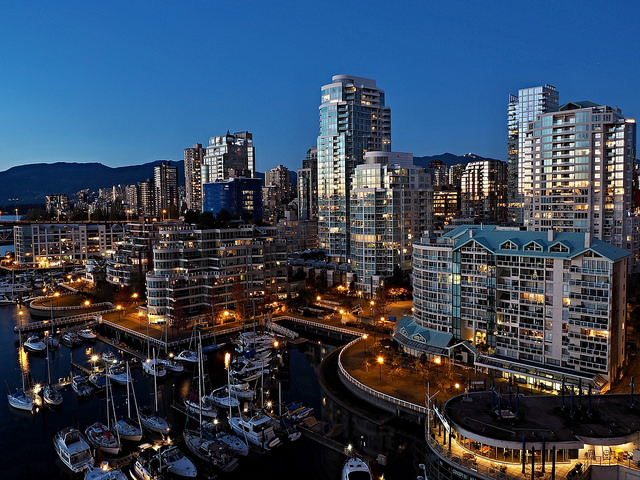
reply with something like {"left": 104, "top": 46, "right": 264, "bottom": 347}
{"left": 0, "top": 301, "right": 423, "bottom": 479}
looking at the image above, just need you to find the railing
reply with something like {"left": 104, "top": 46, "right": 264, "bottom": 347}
{"left": 337, "top": 337, "right": 428, "bottom": 416}
{"left": 14, "top": 312, "right": 102, "bottom": 333}
{"left": 277, "top": 315, "right": 362, "bottom": 338}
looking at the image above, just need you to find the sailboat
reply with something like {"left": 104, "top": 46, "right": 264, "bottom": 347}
{"left": 85, "top": 373, "right": 122, "bottom": 455}
{"left": 84, "top": 464, "right": 128, "bottom": 480}
{"left": 115, "top": 362, "right": 143, "bottom": 442}
{"left": 43, "top": 342, "right": 63, "bottom": 406}
{"left": 175, "top": 325, "right": 199, "bottom": 366}
{"left": 184, "top": 337, "right": 238, "bottom": 473}
{"left": 8, "top": 327, "right": 34, "bottom": 411}
{"left": 139, "top": 348, "right": 171, "bottom": 434}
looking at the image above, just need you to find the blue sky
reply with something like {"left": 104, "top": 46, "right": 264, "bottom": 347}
{"left": 1, "top": 1, "right": 639, "bottom": 175}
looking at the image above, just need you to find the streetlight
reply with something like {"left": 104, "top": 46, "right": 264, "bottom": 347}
{"left": 362, "top": 334, "right": 368, "bottom": 354}
{"left": 162, "top": 209, "right": 167, "bottom": 221}
{"left": 138, "top": 310, "right": 144, "bottom": 328}
{"left": 434, "top": 357, "right": 441, "bottom": 377}
{"left": 116, "top": 304, "right": 122, "bottom": 321}
{"left": 377, "top": 355, "right": 384, "bottom": 382}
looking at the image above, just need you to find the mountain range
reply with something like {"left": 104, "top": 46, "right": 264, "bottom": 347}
{"left": 0, "top": 152, "right": 500, "bottom": 205}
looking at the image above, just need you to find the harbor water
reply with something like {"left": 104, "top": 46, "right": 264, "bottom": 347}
{"left": 1, "top": 305, "right": 423, "bottom": 478}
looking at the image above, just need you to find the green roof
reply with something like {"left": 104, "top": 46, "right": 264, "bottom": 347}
{"left": 441, "top": 226, "right": 630, "bottom": 262}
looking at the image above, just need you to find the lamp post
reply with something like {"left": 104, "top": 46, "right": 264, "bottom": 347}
{"left": 162, "top": 209, "right": 167, "bottom": 221}
{"left": 362, "top": 334, "right": 368, "bottom": 354}
{"left": 377, "top": 355, "right": 384, "bottom": 382}
{"left": 138, "top": 310, "right": 144, "bottom": 328}
{"left": 434, "top": 357, "right": 441, "bottom": 377}
{"left": 116, "top": 304, "right": 122, "bottom": 321}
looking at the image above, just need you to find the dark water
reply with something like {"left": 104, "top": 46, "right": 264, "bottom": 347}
{"left": 1, "top": 305, "right": 423, "bottom": 478}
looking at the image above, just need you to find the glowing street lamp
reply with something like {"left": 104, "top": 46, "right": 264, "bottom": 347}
{"left": 162, "top": 209, "right": 167, "bottom": 221}
{"left": 434, "top": 357, "right": 441, "bottom": 377}
{"left": 116, "top": 304, "right": 122, "bottom": 321}
{"left": 377, "top": 356, "right": 384, "bottom": 381}
{"left": 362, "top": 334, "right": 368, "bottom": 354}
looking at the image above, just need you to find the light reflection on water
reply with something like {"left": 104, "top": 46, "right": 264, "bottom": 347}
{"left": 0, "top": 305, "right": 423, "bottom": 479}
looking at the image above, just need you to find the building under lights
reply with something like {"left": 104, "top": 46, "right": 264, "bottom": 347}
{"left": 411, "top": 225, "right": 629, "bottom": 393}
{"left": 349, "top": 151, "right": 432, "bottom": 295}
{"left": 145, "top": 224, "right": 287, "bottom": 324}
{"left": 13, "top": 222, "right": 124, "bottom": 267}
{"left": 317, "top": 75, "right": 391, "bottom": 263}
{"left": 522, "top": 101, "right": 638, "bottom": 271}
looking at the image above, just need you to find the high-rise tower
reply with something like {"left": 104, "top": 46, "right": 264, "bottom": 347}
{"left": 153, "top": 162, "right": 178, "bottom": 217}
{"left": 184, "top": 143, "right": 205, "bottom": 211}
{"left": 201, "top": 131, "right": 255, "bottom": 187}
{"left": 507, "top": 84, "right": 559, "bottom": 224}
{"left": 317, "top": 75, "right": 391, "bottom": 263}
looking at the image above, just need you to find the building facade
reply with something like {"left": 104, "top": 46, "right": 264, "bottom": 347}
{"left": 507, "top": 84, "right": 559, "bottom": 224}
{"left": 460, "top": 159, "right": 508, "bottom": 223}
{"left": 184, "top": 143, "right": 205, "bottom": 211}
{"left": 350, "top": 152, "right": 432, "bottom": 295}
{"left": 153, "top": 162, "right": 178, "bottom": 217}
{"left": 201, "top": 131, "right": 255, "bottom": 187}
{"left": 412, "top": 225, "right": 628, "bottom": 391}
{"left": 298, "top": 146, "right": 318, "bottom": 221}
{"left": 522, "top": 102, "right": 637, "bottom": 270}
{"left": 145, "top": 225, "right": 287, "bottom": 323}
{"left": 14, "top": 222, "right": 124, "bottom": 267}
{"left": 202, "top": 177, "right": 263, "bottom": 221}
{"left": 317, "top": 75, "right": 391, "bottom": 263}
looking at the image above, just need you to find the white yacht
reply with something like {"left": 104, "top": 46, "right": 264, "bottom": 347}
{"left": 183, "top": 430, "right": 239, "bottom": 473}
{"left": 160, "top": 444, "right": 197, "bottom": 478}
{"left": 208, "top": 386, "right": 240, "bottom": 409}
{"left": 53, "top": 427, "right": 94, "bottom": 473}
{"left": 72, "top": 375, "right": 93, "bottom": 398}
{"left": 160, "top": 356, "right": 184, "bottom": 373}
{"left": 78, "top": 328, "right": 98, "bottom": 342}
{"left": 215, "top": 430, "right": 249, "bottom": 457}
{"left": 184, "top": 393, "right": 218, "bottom": 418}
{"left": 114, "top": 362, "right": 142, "bottom": 442}
{"left": 24, "top": 335, "right": 47, "bottom": 353}
{"left": 142, "top": 358, "right": 167, "bottom": 377}
{"left": 175, "top": 349, "right": 198, "bottom": 365}
{"left": 107, "top": 363, "right": 131, "bottom": 385}
{"left": 84, "top": 465, "right": 127, "bottom": 480}
{"left": 229, "top": 412, "right": 281, "bottom": 451}
{"left": 341, "top": 451, "right": 373, "bottom": 480}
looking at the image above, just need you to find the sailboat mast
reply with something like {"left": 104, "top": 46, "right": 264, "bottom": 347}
{"left": 125, "top": 361, "right": 131, "bottom": 418}
{"left": 153, "top": 348, "right": 158, "bottom": 414}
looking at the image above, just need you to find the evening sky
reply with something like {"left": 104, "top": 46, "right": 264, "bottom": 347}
{"left": 0, "top": 0, "right": 638, "bottom": 174}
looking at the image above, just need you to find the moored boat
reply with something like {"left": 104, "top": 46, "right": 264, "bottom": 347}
{"left": 54, "top": 427, "right": 93, "bottom": 473}
{"left": 24, "top": 334, "right": 47, "bottom": 353}
{"left": 341, "top": 449, "right": 372, "bottom": 480}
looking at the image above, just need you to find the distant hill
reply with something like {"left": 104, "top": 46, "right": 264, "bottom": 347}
{"left": 413, "top": 152, "right": 504, "bottom": 168}
{"left": 0, "top": 161, "right": 184, "bottom": 204}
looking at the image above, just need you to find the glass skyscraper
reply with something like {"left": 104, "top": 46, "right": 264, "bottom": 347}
{"left": 507, "top": 84, "right": 559, "bottom": 224}
{"left": 317, "top": 75, "right": 391, "bottom": 263}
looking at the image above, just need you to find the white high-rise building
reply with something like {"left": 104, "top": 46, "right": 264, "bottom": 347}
{"left": 412, "top": 225, "right": 629, "bottom": 392}
{"left": 522, "top": 101, "right": 638, "bottom": 270}
{"left": 350, "top": 152, "right": 432, "bottom": 295}
{"left": 507, "top": 84, "right": 559, "bottom": 224}
{"left": 317, "top": 75, "right": 391, "bottom": 263}
{"left": 201, "top": 131, "right": 255, "bottom": 186}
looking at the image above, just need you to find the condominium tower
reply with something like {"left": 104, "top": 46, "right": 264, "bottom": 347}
{"left": 507, "top": 84, "right": 559, "bottom": 224}
{"left": 522, "top": 102, "right": 637, "bottom": 269}
{"left": 317, "top": 75, "right": 391, "bottom": 263}
{"left": 201, "top": 131, "right": 255, "bottom": 186}
{"left": 412, "top": 225, "right": 629, "bottom": 392}
{"left": 350, "top": 152, "right": 432, "bottom": 295}
{"left": 184, "top": 143, "right": 205, "bottom": 211}
{"left": 153, "top": 162, "right": 178, "bottom": 217}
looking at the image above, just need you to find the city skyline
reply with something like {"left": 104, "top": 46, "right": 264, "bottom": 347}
{"left": 1, "top": 1, "right": 639, "bottom": 174}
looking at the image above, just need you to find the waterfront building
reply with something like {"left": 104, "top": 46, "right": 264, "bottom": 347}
{"left": 145, "top": 224, "right": 287, "bottom": 323}
{"left": 412, "top": 225, "right": 629, "bottom": 392}
{"left": 459, "top": 159, "right": 508, "bottom": 224}
{"left": 105, "top": 221, "right": 166, "bottom": 286}
{"left": 201, "top": 131, "right": 255, "bottom": 186}
{"left": 202, "top": 177, "right": 263, "bottom": 221}
{"left": 424, "top": 391, "right": 640, "bottom": 480}
{"left": 298, "top": 146, "right": 318, "bottom": 221}
{"left": 153, "top": 162, "right": 178, "bottom": 217}
{"left": 350, "top": 151, "right": 432, "bottom": 295}
{"left": 184, "top": 143, "right": 205, "bottom": 211}
{"left": 522, "top": 102, "right": 638, "bottom": 271}
{"left": 317, "top": 75, "right": 391, "bottom": 263}
{"left": 14, "top": 222, "right": 124, "bottom": 267}
{"left": 507, "top": 84, "right": 559, "bottom": 224}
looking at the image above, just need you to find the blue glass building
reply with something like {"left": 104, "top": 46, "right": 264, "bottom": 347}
{"left": 202, "top": 177, "right": 263, "bottom": 220}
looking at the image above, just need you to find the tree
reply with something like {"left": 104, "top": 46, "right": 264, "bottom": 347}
{"left": 232, "top": 278, "right": 247, "bottom": 326}
{"left": 373, "top": 288, "right": 391, "bottom": 323}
